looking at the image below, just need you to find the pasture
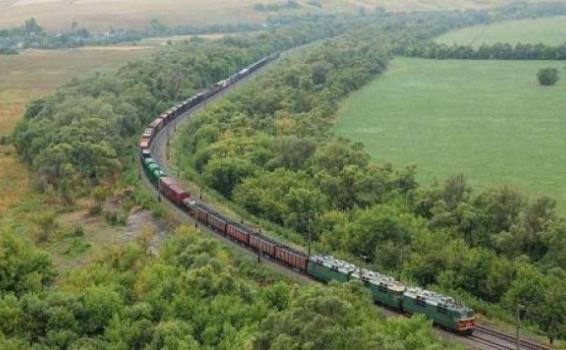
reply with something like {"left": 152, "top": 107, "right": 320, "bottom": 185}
{"left": 0, "top": 45, "right": 155, "bottom": 214}
{"left": 334, "top": 57, "right": 566, "bottom": 206}
{"left": 436, "top": 15, "right": 566, "bottom": 47}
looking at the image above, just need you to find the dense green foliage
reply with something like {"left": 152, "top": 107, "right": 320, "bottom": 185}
{"left": 537, "top": 67, "right": 560, "bottom": 85}
{"left": 0, "top": 228, "right": 457, "bottom": 349}
{"left": 177, "top": 17, "right": 566, "bottom": 343}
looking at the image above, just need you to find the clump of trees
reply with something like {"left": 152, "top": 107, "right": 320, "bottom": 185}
{"left": 537, "top": 67, "right": 560, "bottom": 86}
{"left": 253, "top": 0, "right": 300, "bottom": 12}
{"left": 0, "top": 227, "right": 457, "bottom": 349}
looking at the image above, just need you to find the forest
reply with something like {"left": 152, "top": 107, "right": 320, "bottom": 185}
{"left": 7, "top": 1, "right": 566, "bottom": 347}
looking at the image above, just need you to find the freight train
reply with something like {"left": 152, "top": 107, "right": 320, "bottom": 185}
{"left": 138, "top": 54, "right": 476, "bottom": 335}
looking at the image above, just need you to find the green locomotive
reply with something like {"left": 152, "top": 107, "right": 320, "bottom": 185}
{"left": 142, "top": 158, "right": 166, "bottom": 186}
{"left": 307, "top": 256, "right": 475, "bottom": 334}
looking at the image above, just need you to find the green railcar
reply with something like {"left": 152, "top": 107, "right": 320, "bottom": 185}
{"left": 142, "top": 158, "right": 166, "bottom": 185}
{"left": 142, "top": 158, "right": 156, "bottom": 173}
{"left": 307, "top": 256, "right": 357, "bottom": 283}
{"left": 402, "top": 288, "right": 475, "bottom": 334}
{"left": 363, "top": 276, "right": 405, "bottom": 310}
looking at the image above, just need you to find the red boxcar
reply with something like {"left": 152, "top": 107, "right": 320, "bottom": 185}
{"left": 208, "top": 213, "right": 227, "bottom": 233}
{"left": 149, "top": 117, "right": 164, "bottom": 132}
{"left": 159, "top": 177, "right": 189, "bottom": 206}
{"left": 226, "top": 224, "right": 250, "bottom": 245}
{"left": 275, "top": 247, "right": 308, "bottom": 272}
{"left": 249, "top": 235, "right": 276, "bottom": 257}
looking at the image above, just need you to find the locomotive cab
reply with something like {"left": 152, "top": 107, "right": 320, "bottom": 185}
{"left": 456, "top": 312, "right": 475, "bottom": 335}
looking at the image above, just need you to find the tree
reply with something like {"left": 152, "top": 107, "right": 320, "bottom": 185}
{"left": 81, "top": 285, "right": 123, "bottom": 335}
{"left": 203, "top": 157, "right": 256, "bottom": 198}
{"left": 0, "top": 233, "right": 55, "bottom": 295}
{"left": 537, "top": 68, "right": 559, "bottom": 86}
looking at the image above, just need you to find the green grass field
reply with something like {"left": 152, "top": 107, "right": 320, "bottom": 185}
{"left": 334, "top": 57, "right": 566, "bottom": 206}
{"left": 436, "top": 16, "right": 566, "bottom": 47}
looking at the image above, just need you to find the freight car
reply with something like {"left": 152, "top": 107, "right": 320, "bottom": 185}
{"left": 138, "top": 53, "right": 475, "bottom": 335}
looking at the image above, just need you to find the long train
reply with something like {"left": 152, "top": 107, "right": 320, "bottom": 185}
{"left": 139, "top": 54, "right": 476, "bottom": 335}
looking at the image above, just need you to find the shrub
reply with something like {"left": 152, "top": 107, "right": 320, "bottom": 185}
{"left": 537, "top": 67, "right": 560, "bottom": 86}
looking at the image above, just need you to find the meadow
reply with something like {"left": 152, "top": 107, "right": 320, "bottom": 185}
{"left": 334, "top": 57, "right": 566, "bottom": 206}
{"left": 436, "top": 15, "right": 566, "bottom": 46}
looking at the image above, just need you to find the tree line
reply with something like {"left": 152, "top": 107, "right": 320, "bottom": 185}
{"left": 0, "top": 14, "right": 335, "bottom": 54}
{"left": 399, "top": 41, "right": 566, "bottom": 60}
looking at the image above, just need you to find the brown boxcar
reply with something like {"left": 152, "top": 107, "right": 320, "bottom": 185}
{"left": 226, "top": 224, "right": 250, "bottom": 245}
{"left": 160, "top": 113, "right": 172, "bottom": 125}
{"left": 208, "top": 213, "right": 227, "bottom": 233}
{"left": 275, "top": 247, "right": 308, "bottom": 272}
{"left": 149, "top": 117, "right": 164, "bottom": 132}
{"left": 159, "top": 177, "right": 189, "bottom": 206}
{"left": 140, "top": 137, "right": 150, "bottom": 150}
{"left": 195, "top": 206, "right": 208, "bottom": 222}
{"left": 249, "top": 235, "right": 276, "bottom": 257}
{"left": 143, "top": 127, "right": 155, "bottom": 139}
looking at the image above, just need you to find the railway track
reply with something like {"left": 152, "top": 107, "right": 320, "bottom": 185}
{"left": 470, "top": 325, "right": 552, "bottom": 350}
{"left": 142, "top": 53, "right": 555, "bottom": 350}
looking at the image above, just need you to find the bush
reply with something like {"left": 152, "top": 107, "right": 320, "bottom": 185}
{"left": 537, "top": 68, "right": 560, "bottom": 86}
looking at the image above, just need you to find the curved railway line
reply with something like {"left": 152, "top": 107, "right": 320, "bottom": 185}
{"left": 139, "top": 53, "right": 555, "bottom": 350}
